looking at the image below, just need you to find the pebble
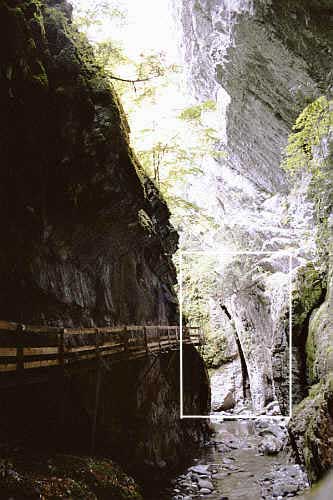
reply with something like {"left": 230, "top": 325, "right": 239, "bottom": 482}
{"left": 189, "top": 464, "right": 210, "bottom": 475}
{"left": 212, "top": 472, "right": 227, "bottom": 479}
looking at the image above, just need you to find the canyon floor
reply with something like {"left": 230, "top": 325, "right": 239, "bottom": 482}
{"left": 154, "top": 421, "right": 309, "bottom": 500}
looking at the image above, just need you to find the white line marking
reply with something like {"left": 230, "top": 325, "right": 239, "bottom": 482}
{"left": 180, "top": 250, "right": 184, "bottom": 419}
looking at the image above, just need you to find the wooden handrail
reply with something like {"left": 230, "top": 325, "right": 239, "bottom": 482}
{"left": 0, "top": 323, "right": 184, "bottom": 334}
{"left": 0, "top": 321, "right": 203, "bottom": 374}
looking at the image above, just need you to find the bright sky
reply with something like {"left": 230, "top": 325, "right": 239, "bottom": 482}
{"left": 71, "top": 0, "right": 226, "bottom": 251}
{"left": 72, "top": 0, "right": 180, "bottom": 63}
{"left": 120, "top": 0, "right": 180, "bottom": 61}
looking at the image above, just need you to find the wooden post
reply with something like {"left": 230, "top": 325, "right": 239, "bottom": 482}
{"left": 58, "top": 329, "right": 65, "bottom": 371}
{"left": 91, "top": 329, "right": 102, "bottom": 455}
{"left": 158, "top": 326, "right": 162, "bottom": 351}
{"left": 58, "top": 328, "right": 66, "bottom": 429}
{"left": 166, "top": 327, "right": 170, "bottom": 345}
{"left": 16, "top": 323, "right": 25, "bottom": 375}
{"left": 123, "top": 326, "right": 128, "bottom": 355}
{"left": 200, "top": 327, "right": 205, "bottom": 346}
{"left": 143, "top": 326, "right": 149, "bottom": 355}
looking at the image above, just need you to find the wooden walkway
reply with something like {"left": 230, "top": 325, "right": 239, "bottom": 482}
{"left": 0, "top": 321, "right": 205, "bottom": 376}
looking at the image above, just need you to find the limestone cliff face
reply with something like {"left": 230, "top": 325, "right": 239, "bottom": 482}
{"left": 0, "top": 0, "right": 211, "bottom": 487}
{"left": 175, "top": 0, "right": 333, "bottom": 479}
{"left": 0, "top": 0, "right": 178, "bottom": 327}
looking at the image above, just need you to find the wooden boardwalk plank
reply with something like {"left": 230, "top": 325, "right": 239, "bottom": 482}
{"left": 0, "top": 322, "right": 204, "bottom": 375}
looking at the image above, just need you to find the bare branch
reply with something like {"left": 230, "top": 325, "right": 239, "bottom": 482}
{"left": 108, "top": 73, "right": 161, "bottom": 84}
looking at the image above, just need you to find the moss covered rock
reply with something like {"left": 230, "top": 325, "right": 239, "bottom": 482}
{"left": 292, "top": 263, "right": 325, "bottom": 335}
{"left": 0, "top": 452, "right": 143, "bottom": 499}
{"left": 289, "top": 375, "right": 333, "bottom": 483}
{"left": 306, "top": 267, "right": 333, "bottom": 385}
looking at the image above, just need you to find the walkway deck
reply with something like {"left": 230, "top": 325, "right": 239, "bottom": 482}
{"left": 0, "top": 321, "right": 204, "bottom": 381}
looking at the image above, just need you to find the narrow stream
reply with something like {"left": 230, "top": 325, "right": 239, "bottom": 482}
{"left": 150, "top": 362, "right": 310, "bottom": 500}
{"left": 159, "top": 421, "right": 309, "bottom": 500}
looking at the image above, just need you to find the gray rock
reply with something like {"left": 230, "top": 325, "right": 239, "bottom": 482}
{"left": 197, "top": 478, "right": 214, "bottom": 490}
{"left": 213, "top": 472, "right": 228, "bottom": 480}
{"left": 217, "top": 391, "right": 236, "bottom": 412}
{"left": 189, "top": 464, "right": 211, "bottom": 475}
{"left": 200, "top": 488, "right": 212, "bottom": 495}
{"left": 259, "top": 435, "right": 282, "bottom": 455}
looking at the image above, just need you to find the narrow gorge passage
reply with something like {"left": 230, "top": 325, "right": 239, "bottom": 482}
{"left": 0, "top": 0, "right": 332, "bottom": 499}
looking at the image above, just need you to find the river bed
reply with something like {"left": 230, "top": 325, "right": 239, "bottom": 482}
{"left": 148, "top": 361, "right": 310, "bottom": 500}
{"left": 151, "top": 420, "right": 309, "bottom": 500}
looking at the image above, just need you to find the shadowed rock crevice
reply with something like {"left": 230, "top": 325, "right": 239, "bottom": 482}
{"left": 220, "top": 303, "right": 250, "bottom": 401}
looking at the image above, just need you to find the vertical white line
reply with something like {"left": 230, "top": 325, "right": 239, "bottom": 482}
{"left": 180, "top": 250, "right": 184, "bottom": 419}
{"left": 289, "top": 254, "right": 293, "bottom": 418}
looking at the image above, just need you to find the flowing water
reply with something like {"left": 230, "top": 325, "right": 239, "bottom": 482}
{"left": 149, "top": 363, "right": 310, "bottom": 500}
{"left": 154, "top": 421, "right": 309, "bottom": 500}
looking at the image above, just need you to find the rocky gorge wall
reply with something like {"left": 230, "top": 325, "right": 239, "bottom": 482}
{"left": 0, "top": 0, "right": 211, "bottom": 493}
{"left": 0, "top": 345, "right": 210, "bottom": 486}
{"left": 0, "top": 0, "right": 179, "bottom": 327}
{"left": 174, "top": 0, "right": 333, "bottom": 481}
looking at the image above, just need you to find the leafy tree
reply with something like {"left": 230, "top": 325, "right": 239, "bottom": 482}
{"left": 71, "top": 0, "right": 125, "bottom": 32}
{"left": 71, "top": 1, "right": 222, "bottom": 236}
{"left": 71, "top": 0, "right": 166, "bottom": 90}
{"left": 72, "top": 1, "right": 227, "bottom": 341}
{"left": 282, "top": 96, "right": 333, "bottom": 177}
{"left": 133, "top": 98, "right": 222, "bottom": 235}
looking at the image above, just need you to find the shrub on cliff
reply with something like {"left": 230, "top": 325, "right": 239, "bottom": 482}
{"left": 282, "top": 96, "right": 333, "bottom": 177}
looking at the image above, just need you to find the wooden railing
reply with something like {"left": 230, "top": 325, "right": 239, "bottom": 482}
{"left": 0, "top": 320, "right": 205, "bottom": 374}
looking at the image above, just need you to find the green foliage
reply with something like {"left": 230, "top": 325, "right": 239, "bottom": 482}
{"left": 292, "top": 263, "right": 325, "bottom": 329}
{"left": 135, "top": 99, "right": 222, "bottom": 229}
{"left": 180, "top": 254, "right": 219, "bottom": 327}
{"left": 282, "top": 96, "right": 333, "bottom": 177}
{"left": 282, "top": 97, "right": 333, "bottom": 269}
{"left": 71, "top": 1, "right": 225, "bottom": 327}
{"left": 71, "top": 0, "right": 125, "bottom": 31}
{"left": 179, "top": 100, "right": 216, "bottom": 121}
{"left": 71, "top": 1, "right": 222, "bottom": 236}
{"left": 94, "top": 39, "right": 128, "bottom": 71}
{"left": 202, "top": 333, "right": 230, "bottom": 369}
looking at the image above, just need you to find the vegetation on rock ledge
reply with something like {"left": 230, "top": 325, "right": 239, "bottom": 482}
{"left": 0, "top": 452, "right": 143, "bottom": 499}
{"left": 282, "top": 96, "right": 332, "bottom": 177}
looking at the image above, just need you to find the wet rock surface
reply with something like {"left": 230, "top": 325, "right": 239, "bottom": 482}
{"left": 0, "top": 1, "right": 211, "bottom": 487}
{"left": 209, "top": 358, "right": 283, "bottom": 419}
{"left": 158, "top": 422, "right": 309, "bottom": 500}
{"left": 0, "top": 346, "right": 210, "bottom": 484}
{"left": 173, "top": 0, "right": 333, "bottom": 485}
{"left": 0, "top": 0, "right": 179, "bottom": 327}
{"left": 172, "top": 0, "right": 333, "bottom": 418}
{"left": 0, "top": 450, "right": 143, "bottom": 500}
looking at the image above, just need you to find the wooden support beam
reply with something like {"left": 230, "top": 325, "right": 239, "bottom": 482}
{"left": 16, "top": 324, "right": 25, "bottom": 375}
{"left": 58, "top": 328, "right": 66, "bottom": 429}
{"left": 143, "top": 326, "right": 149, "bottom": 355}
{"left": 58, "top": 329, "right": 65, "bottom": 369}
{"left": 123, "top": 326, "right": 128, "bottom": 354}
{"left": 90, "top": 329, "right": 102, "bottom": 455}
